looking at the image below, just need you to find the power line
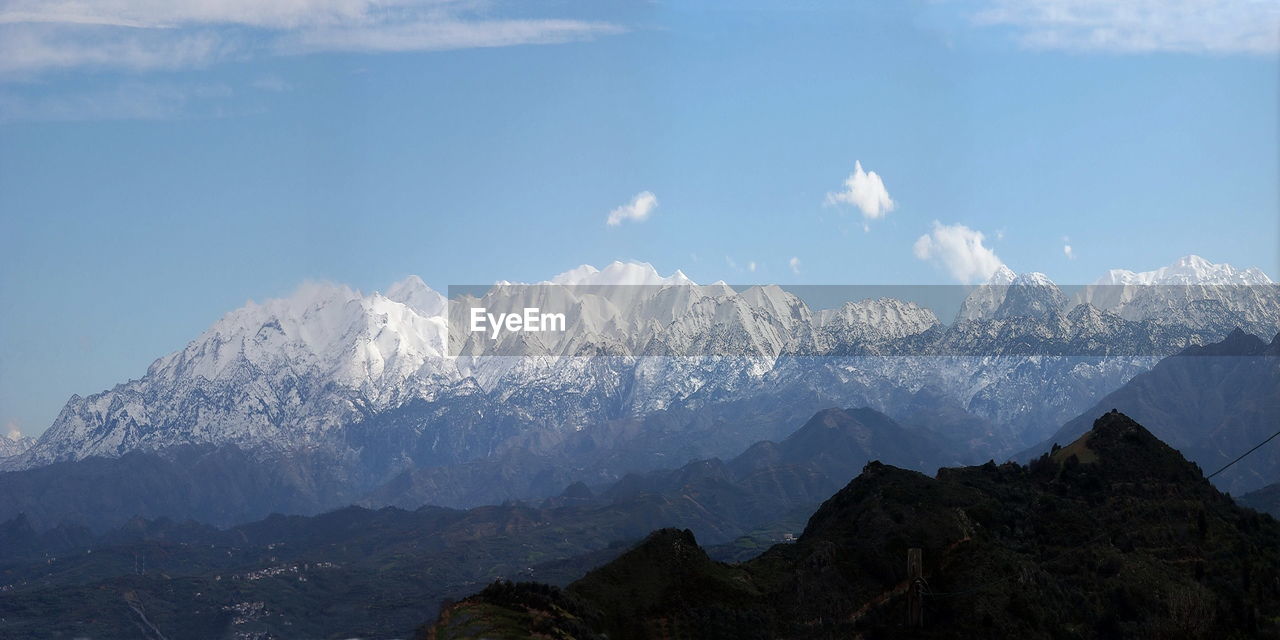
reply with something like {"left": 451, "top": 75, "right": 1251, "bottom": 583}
{"left": 926, "top": 426, "right": 1280, "bottom": 599}
{"left": 1206, "top": 428, "right": 1280, "bottom": 480}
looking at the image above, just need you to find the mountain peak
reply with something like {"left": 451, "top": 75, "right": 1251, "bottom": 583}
{"left": 988, "top": 264, "right": 1017, "bottom": 285}
{"left": 550, "top": 261, "right": 695, "bottom": 287}
{"left": 957, "top": 268, "right": 1065, "bottom": 321}
{"left": 1050, "top": 411, "right": 1206, "bottom": 486}
{"left": 1012, "top": 271, "right": 1054, "bottom": 286}
{"left": 1175, "top": 254, "right": 1212, "bottom": 268}
{"left": 384, "top": 275, "right": 446, "bottom": 317}
{"left": 0, "top": 430, "right": 35, "bottom": 459}
{"left": 1179, "top": 327, "right": 1267, "bottom": 356}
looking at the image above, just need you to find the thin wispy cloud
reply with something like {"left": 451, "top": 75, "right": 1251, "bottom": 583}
{"left": 913, "top": 221, "right": 1005, "bottom": 283}
{"left": 788, "top": 257, "right": 801, "bottom": 275}
{"left": 0, "top": 1, "right": 623, "bottom": 77}
{"left": 0, "top": 81, "right": 234, "bottom": 122}
{"left": 606, "top": 191, "right": 658, "bottom": 227}
{"left": 976, "top": 0, "right": 1280, "bottom": 54}
{"left": 282, "top": 17, "right": 621, "bottom": 55}
{"left": 824, "top": 160, "right": 895, "bottom": 224}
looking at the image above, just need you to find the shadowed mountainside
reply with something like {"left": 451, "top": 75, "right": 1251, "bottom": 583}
{"left": 0, "top": 407, "right": 947, "bottom": 638}
{"left": 1019, "top": 329, "right": 1280, "bottom": 495}
{"left": 1242, "top": 482, "right": 1280, "bottom": 519}
{"left": 427, "top": 412, "right": 1280, "bottom": 639}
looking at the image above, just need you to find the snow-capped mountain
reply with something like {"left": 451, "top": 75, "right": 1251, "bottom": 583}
{"left": 956, "top": 265, "right": 1016, "bottom": 321}
{"left": 1076, "top": 255, "right": 1278, "bottom": 336}
{"left": 28, "top": 280, "right": 457, "bottom": 465}
{"left": 1092, "top": 254, "right": 1272, "bottom": 287}
{"left": 0, "top": 430, "right": 34, "bottom": 459}
{"left": 9, "top": 256, "right": 1277, "bottom": 513}
{"left": 992, "top": 272, "right": 1068, "bottom": 320}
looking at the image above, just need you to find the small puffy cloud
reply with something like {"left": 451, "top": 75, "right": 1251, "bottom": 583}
{"left": 913, "top": 221, "right": 1005, "bottom": 283}
{"left": 606, "top": 191, "right": 658, "bottom": 227}
{"left": 825, "top": 161, "right": 895, "bottom": 220}
{"left": 1063, "top": 237, "right": 1075, "bottom": 260}
{"left": 5, "top": 419, "right": 20, "bottom": 441}
{"left": 747, "top": 261, "right": 757, "bottom": 273}
{"left": 788, "top": 257, "right": 801, "bottom": 275}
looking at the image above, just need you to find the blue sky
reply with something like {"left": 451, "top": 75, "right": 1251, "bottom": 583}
{"left": 1, "top": 0, "right": 1278, "bottom": 436}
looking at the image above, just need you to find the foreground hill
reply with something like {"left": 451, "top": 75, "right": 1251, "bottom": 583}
{"left": 427, "top": 412, "right": 1280, "bottom": 639}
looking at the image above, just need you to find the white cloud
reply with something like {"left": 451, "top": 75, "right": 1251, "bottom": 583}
{"left": 976, "top": 0, "right": 1280, "bottom": 54}
{"left": 747, "top": 261, "right": 757, "bottom": 273}
{"left": 913, "top": 221, "right": 1005, "bottom": 283}
{"left": 606, "top": 191, "right": 658, "bottom": 227}
{"left": 788, "top": 256, "right": 801, "bottom": 275}
{"left": 282, "top": 17, "right": 622, "bottom": 55}
{"left": 0, "top": 1, "right": 622, "bottom": 76}
{"left": 1063, "top": 237, "right": 1075, "bottom": 260}
{"left": 5, "top": 419, "right": 20, "bottom": 441}
{"left": 825, "top": 160, "right": 895, "bottom": 221}
{"left": 0, "top": 23, "right": 230, "bottom": 75}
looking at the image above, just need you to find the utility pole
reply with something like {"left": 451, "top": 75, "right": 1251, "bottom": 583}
{"left": 907, "top": 548, "right": 923, "bottom": 628}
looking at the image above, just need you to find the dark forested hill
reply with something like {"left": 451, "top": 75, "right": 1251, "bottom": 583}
{"left": 428, "top": 412, "right": 1280, "bottom": 639}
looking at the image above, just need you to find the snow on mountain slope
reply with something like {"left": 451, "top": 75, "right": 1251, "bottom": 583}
{"left": 955, "top": 265, "right": 1017, "bottom": 322}
{"left": 1093, "top": 254, "right": 1272, "bottom": 286}
{"left": 953, "top": 256, "right": 1277, "bottom": 333}
{"left": 956, "top": 269, "right": 1068, "bottom": 322}
{"left": 386, "top": 275, "right": 448, "bottom": 316}
{"left": 0, "top": 430, "right": 34, "bottom": 459}
{"left": 11, "top": 256, "right": 1276, "bottom": 477}
{"left": 1077, "top": 255, "right": 1279, "bottom": 334}
{"left": 816, "top": 298, "right": 939, "bottom": 346}
{"left": 549, "top": 261, "right": 695, "bottom": 287}
{"left": 22, "top": 280, "right": 457, "bottom": 466}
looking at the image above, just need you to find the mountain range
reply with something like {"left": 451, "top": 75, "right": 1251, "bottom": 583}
{"left": 5, "top": 384, "right": 1274, "bottom": 634}
{"left": 0, "top": 405, "right": 953, "bottom": 638}
{"left": 3, "top": 255, "right": 1277, "bottom": 527}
